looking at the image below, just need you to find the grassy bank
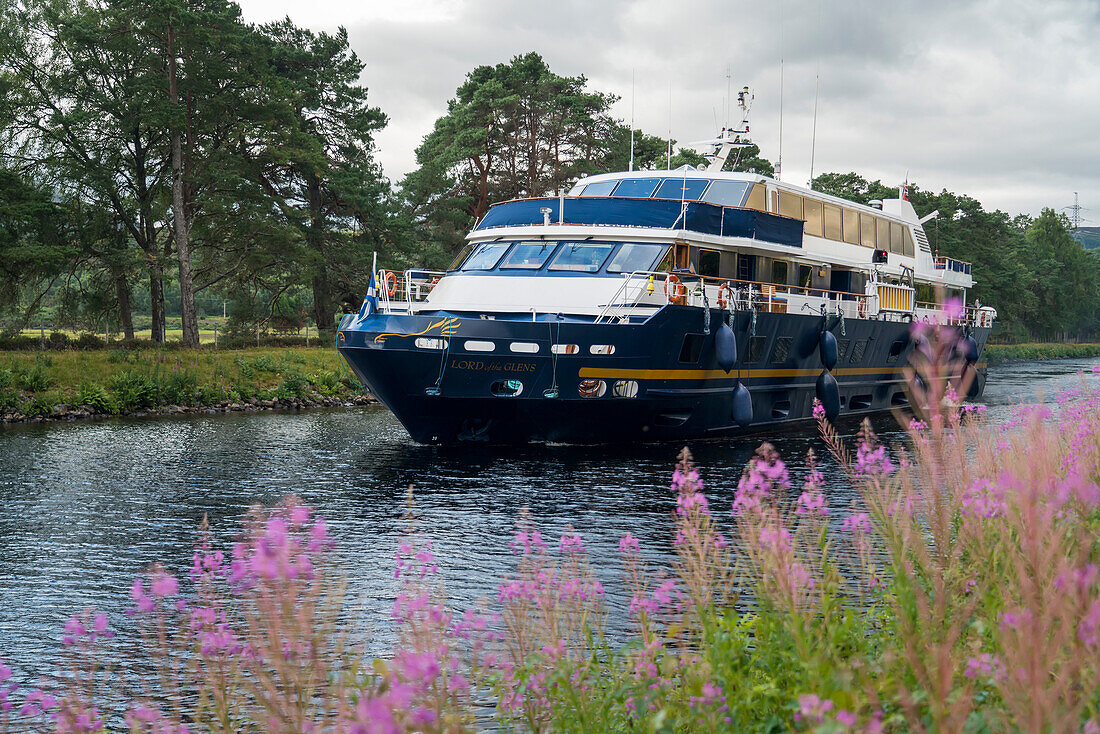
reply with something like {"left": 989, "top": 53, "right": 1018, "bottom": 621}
{"left": 0, "top": 346, "right": 371, "bottom": 422}
{"left": 984, "top": 341, "right": 1100, "bottom": 365}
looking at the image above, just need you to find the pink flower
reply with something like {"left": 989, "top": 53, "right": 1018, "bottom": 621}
{"left": 836, "top": 709, "right": 858, "bottom": 727}
{"left": 559, "top": 532, "right": 585, "bottom": 555}
{"left": 618, "top": 533, "right": 640, "bottom": 554}
{"left": 855, "top": 442, "right": 894, "bottom": 476}
{"left": 289, "top": 504, "right": 310, "bottom": 526}
{"left": 795, "top": 694, "right": 834, "bottom": 724}
{"left": 944, "top": 297, "right": 964, "bottom": 321}
{"left": 812, "top": 398, "right": 826, "bottom": 420}
{"left": 840, "top": 513, "right": 872, "bottom": 533}
{"left": 964, "top": 653, "right": 1001, "bottom": 678}
{"left": 150, "top": 572, "right": 179, "bottom": 598}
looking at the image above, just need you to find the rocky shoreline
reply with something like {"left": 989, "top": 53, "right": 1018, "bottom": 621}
{"left": 1, "top": 393, "right": 379, "bottom": 425}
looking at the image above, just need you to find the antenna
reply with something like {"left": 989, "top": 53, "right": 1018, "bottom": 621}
{"left": 629, "top": 69, "right": 635, "bottom": 172}
{"left": 777, "top": 58, "right": 784, "bottom": 181}
{"left": 808, "top": 70, "right": 820, "bottom": 187}
{"left": 1065, "top": 192, "right": 1085, "bottom": 229}
{"left": 667, "top": 81, "right": 672, "bottom": 170}
{"left": 725, "top": 65, "right": 731, "bottom": 129}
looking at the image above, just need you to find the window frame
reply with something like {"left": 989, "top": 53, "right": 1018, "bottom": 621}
{"left": 546, "top": 242, "right": 616, "bottom": 273}
{"left": 498, "top": 241, "right": 560, "bottom": 270}
{"left": 459, "top": 242, "right": 512, "bottom": 271}
{"left": 605, "top": 243, "right": 671, "bottom": 274}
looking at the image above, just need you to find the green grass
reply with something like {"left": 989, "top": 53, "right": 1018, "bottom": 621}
{"left": 984, "top": 342, "right": 1100, "bottom": 364}
{"left": 0, "top": 346, "right": 363, "bottom": 416}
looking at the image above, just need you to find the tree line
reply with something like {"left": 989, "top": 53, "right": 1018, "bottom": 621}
{"left": 1, "top": 0, "right": 1095, "bottom": 344}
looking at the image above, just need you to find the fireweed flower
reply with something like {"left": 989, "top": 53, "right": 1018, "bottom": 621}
{"left": 558, "top": 532, "right": 585, "bottom": 555}
{"left": 734, "top": 443, "right": 789, "bottom": 515}
{"left": 964, "top": 653, "right": 1002, "bottom": 678}
{"left": 840, "top": 513, "right": 872, "bottom": 533}
{"left": 943, "top": 297, "right": 964, "bottom": 321}
{"left": 812, "top": 397, "right": 826, "bottom": 420}
{"left": 855, "top": 441, "right": 894, "bottom": 476}
{"left": 795, "top": 694, "right": 835, "bottom": 724}
{"left": 618, "top": 533, "right": 640, "bottom": 554}
{"left": 960, "top": 478, "right": 1007, "bottom": 519}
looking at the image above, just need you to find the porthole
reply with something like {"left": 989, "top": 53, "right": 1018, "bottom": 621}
{"left": 578, "top": 379, "right": 607, "bottom": 398}
{"left": 491, "top": 380, "right": 524, "bottom": 397}
{"left": 464, "top": 340, "right": 495, "bottom": 352}
{"left": 414, "top": 337, "right": 448, "bottom": 350}
{"left": 551, "top": 344, "right": 579, "bottom": 355}
{"left": 613, "top": 380, "right": 639, "bottom": 398}
{"left": 509, "top": 342, "right": 539, "bottom": 354}
{"left": 590, "top": 344, "right": 616, "bottom": 355}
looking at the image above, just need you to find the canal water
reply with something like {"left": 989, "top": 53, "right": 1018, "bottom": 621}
{"left": 1, "top": 357, "right": 1097, "bottom": 679}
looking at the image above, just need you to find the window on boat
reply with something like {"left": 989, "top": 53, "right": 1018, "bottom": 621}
{"left": 860, "top": 213, "right": 877, "bottom": 248}
{"left": 843, "top": 208, "right": 861, "bottom": 245}
{"left": 803, "top": 198, "right": 824, "bottom": 237}
{"left": 447, "top": 243, "right": 476, "bottom": 270}
{"left": 700, "top": 180, "right": 750, "bottom": 207}
{"left": 772, "top": 260, "right": 789, "bottom": 285}
{"left": 798, "top": 264, "right": 813, "bottom": 290}
{"left": 744, "top": 183, "right": 767, "bottom": 211}
{"left": 877, "top": 218, "right": 891, "bottom": 253}
{"left": 778, "top": 190, "right": 803, "bottom": 219}
{"left": 890, "top": 222, "right": 904, "bottom": 255}
{"left": 578, "top": 180, "right": 617, "bottom": 197}
{"left": 654, "top": 178, "right": 709, "bottom": 200}
{"left": 611, "top": 178, "right": 661, "bottom": 198}
{"left": 698, "top": 248, "right": 721, "bottom": 278}
{"left": 824, "top": 204, "right": 843, "bottom": 241}
{"left": 606, "top": 243, "right": 669, "bottom": 274}
{"left": 902, "top": 228, "right": 916, "bottom": 257}
{"left": 460, "top": 242, "right": 511, "bottom": 271}
{"left": 548, "top": 242, "right": 616, "bottom": 272}
{"left": 499, "top": 241, "right": 558, "bottom": 269}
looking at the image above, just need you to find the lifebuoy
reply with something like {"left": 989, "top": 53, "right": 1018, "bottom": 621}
{"left": 428, "top": 276, "right": 440, "bottom": 293}
{"left": 858, "top": 298, "right": 868, "bottom": 318}
{"left": 716, "top": 281, "right": 734, "bottom": 310}
{"left": 664, "top": 274, "right": 687, "bottom": 305}
{"left": 382, "top": 270, "right": 397, "bottom": 298}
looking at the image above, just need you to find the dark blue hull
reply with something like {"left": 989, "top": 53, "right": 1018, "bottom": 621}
{"left": 337, "top": 308, "right": 989, "bottom": 445}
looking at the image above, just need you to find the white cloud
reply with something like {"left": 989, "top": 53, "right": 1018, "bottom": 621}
{"left": 236, "top": 0, "right": 1100, "bottom": 218}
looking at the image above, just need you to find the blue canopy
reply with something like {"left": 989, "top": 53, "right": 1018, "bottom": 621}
{"left": 474, "top": 197, "right": 803, "bottom": 249}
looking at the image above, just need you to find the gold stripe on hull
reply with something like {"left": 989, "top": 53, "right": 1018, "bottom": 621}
{"left": 576, "top": 364, "right": 986, "bottom": 381}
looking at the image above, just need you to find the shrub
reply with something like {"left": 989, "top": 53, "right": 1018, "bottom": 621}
{"left": 107, "top": 348, "right": 139, "bottom": 364}
{"left": 19, "top": 392, "right": 57, "bottom": 417}
{"left": 75, "top": 382, "right": 116, "bottom": 414}
{"left": 0, "top": 388, "right": 18, "bottom": 411}
{"left": 73, "top": 333, "right": 106, "bottom": 350}
{"left": 160, "top": 371, "right": 198, "bottom": 406}
{"left": 0, "top": 368, "right": 12, "bottom": 390}
{"left": 276, "top": 371, "right": 309, "bottom": 399}
{"left": 109, "top": 371, "right": 157, "bottom": 412}
{"left": 195, "top": 383, "right": 227, "bottom": 405}
{"left": 311, "top": 369, "right": 342, "bottom": 397}
{"left": 16, "top": 362, "right": 54, "bottom": 392}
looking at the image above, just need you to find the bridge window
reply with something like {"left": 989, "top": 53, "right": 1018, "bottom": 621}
{"left": 824, "top": 204, "right": 843, "bottom": 240}
{"left": 902, "top": 228, "right": 916, "bottom": 257}
{"left": 612, "top": 178, "right": 661, "bottom": 198}
{"left": 890, "top": 222, "right": 904, "bottom": 255}
{"left": 548, "top": 242, "right": 615, "bottom": 272}
{"left": 877, "top": 218, "right": 891, "bottom": 252}
{"left": 843, "top": 209, "right": 861, "bottom": 244}
{"left": 778, "top": 190, "right": 803, "bottom": 219}
{"left": 607, "top": 243, "right": 668, "bottom": 273}
{"left": 701, "top": 180, "right": 750, "bottom": 207}
{"left": 803, "top": 198, "right": 824, "bottom": 237}
{"left": 460, "top": 242, "right": 511, "bottom": 271}
{"left": 500, "top": 241, "right": 557, "bottom": 269}
{"left": 655, "top": 178, "right": 709, "bottom": 200}
{"left": 860, "top": 213, "right": 877, "bottom": 248}
{"left": 744, "top": 183, "right": 767, "bottom": 211}
{"left": 578, "top": 180, "right": 617, "bottom": 197}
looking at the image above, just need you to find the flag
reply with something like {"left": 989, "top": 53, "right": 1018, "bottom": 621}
{"left": 357, "top": 269, "right": 377, "bottom": 321}
{"left": 901, "top": 181, "right": 910, "bottom": 201}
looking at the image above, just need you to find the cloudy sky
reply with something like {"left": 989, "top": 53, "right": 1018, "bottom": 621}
{"left": 235, "top": 0, "right": 1099, "bottom": 220}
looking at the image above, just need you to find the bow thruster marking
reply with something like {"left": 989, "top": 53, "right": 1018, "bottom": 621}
{"left": 373, "top": 317, "right": 460, "bottom": 344}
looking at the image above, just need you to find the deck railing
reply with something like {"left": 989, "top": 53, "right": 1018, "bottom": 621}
{"left": 933, "top": 256, "right": 972, "bottom": 275}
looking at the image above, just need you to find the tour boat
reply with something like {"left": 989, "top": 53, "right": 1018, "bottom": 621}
{"left": 337, "top": 90, "right": 994, "bottom": 444}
